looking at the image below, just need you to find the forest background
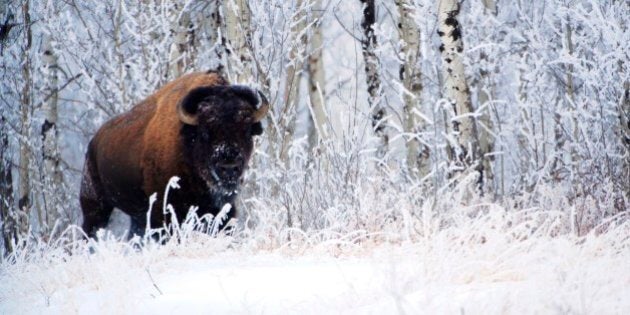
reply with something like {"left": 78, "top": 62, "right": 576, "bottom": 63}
{"left": 0, "top": 0, "right": 628, "bottom": 258}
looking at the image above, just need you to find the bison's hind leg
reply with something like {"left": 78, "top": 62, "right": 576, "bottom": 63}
{"left": 80, "top": 150, "right": 113, "bottom": 239}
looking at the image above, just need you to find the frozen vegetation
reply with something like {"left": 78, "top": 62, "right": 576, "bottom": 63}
{"left": 1, "top": 199, "right": 629, "bottom": 313}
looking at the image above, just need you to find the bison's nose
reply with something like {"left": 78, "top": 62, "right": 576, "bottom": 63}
{"left": 217, "top": 162, "right": 240, "bottom": 175}
{"left": 216, "top": 158, "right": 243, "bottom": 179}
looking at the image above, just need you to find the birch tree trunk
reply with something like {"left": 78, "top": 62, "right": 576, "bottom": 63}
{"left": 395, "top": 0, "right": 429, "bottom": 178}
{"left": 168, "top": 6, "right": 192, "bottom": 78}
{"left": 113, "top": 0, "right": 127, "bottom": 108}
{"left": 225, "top": 0, "right": 253, "bottom": 83}
{"left": 620, "top": 81, "right": 630, "bottom": 202}
{"left": 0, "top": 113, "right": 16, "bottom": 253}
{"left": 18, "top": 0, "right": 32, "bottom": 238}
{"left": 476, "top": 0, "right": 497, "bottom": 193}
{"left": 0, "top": 0, "right": 16, "bottom": 254}
{"left": 207, "top": 0, "right": 227, "bottom": 73}
{"left": 306, "top": 0, "right": 328, "bottom": 150}
{"left": 481, "top": 0, "right": 497, "bottom": 13}
{"left": 40, "top": 33, "right": 65, "bottom": 235}
{"left": 550, "top": 17, "right": 577, "bottom": 184}
{"left": 279, "top": 0, "right": 307, "bottom": 163}
{"left": 515, "top": 60, "right": 532, "bottom": 193}
{"left": 359, "top": 0, "right": 388, "bottom": 159}
{"left": 437, "top": 0, "right": 481, "bottom": 181}
{"left": 477, "top": 81, "right": 494, "bottom": 192}
{"left": 563, "top": 17, "right": 581, "bottom": 200}
{"left": 195, "top": 0, "right": 229, "bottom": 76}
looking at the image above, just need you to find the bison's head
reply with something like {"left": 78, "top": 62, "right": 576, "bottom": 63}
{"left": 178, "top": 85, "right": 269, "bottom": 195}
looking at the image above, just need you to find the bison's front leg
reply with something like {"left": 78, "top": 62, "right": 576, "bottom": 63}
{"left": 129, "top": 215, "right": 147, "bottom": 237}
{"left": 80, "top": 197, "right": 114, "bottom": 238}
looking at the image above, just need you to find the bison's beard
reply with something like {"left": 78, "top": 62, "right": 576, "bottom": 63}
{"left": 205, "top": 169, "right": 240, "bottom": 196}
{"left": 204, "top": 171, "right": 240, "bottom": 212}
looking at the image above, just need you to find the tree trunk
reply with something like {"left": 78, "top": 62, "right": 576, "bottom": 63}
{"left": 279, "top": 0, "right": 307, "bottom": 163}
{"left": 113, "top": 0, "right": 127, "bottom": 108}
{"left": 0, "top": 0, "right": 14, "bottom": 254}
{"left": 550, "top": 17, "right": 578, "bottom": 185}
{"left": 168, "top": 5, "right": 193, "bottom": 78}
{"left": 617, "top": 81, "right": 629, "bottom": 204}
{"left": 17, "top": 0, "right": 32, "bottom": 239}
{"left": 306, "top": 0, "right": 328, "bottom": 150}
{"left": 40, "top": 33, "right": 65, "bottom": 235}
{"left": 564, "top": 17, "right": 581, "bottom": 200}
{"left": 0, "top": 113, "right": 16, "bottom": 254}
{"left": 395, "top": 0, "right": 429, "bottom": 178}
{"left": 477, "top": 75, "right": 494, "bottom": 191}
{"left": 224, "top": 0, "right": 253, "bottom": 83}
{"left": 207, "top": 0, "right": 227, "bottom": 74}
{"left": 477, "top": 0, "right": 497, "bottom": 193}
{"left": 359, "top": 0, "right": 388, "bottom": 159}
{"left": 437, "top": 0, "right": 481, "bottom": 181}
{"left": 481, "top": 0, "right": 497, "bottom": 14}
{"left": 195, "top": 0, "right": 229, "bottom": 77}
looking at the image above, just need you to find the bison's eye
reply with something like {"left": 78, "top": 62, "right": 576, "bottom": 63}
{"left": 236, "top": 110, "right": 254, "bottom": 124}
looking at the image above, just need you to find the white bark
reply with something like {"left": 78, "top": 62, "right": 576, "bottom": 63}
{"left": 225, "top": 0, "right": 253, "bottom": 82}
{"left": 279, "top": 0, "right": 308, "bottom": 163}
{"left": 306, "top": 0, "right": 328, "bottom": 149}
{"left": 516, "top": 50, "right": 537, "bottom": 193}
{"left": 168, "top": 6, "right": 192, "bottom": 78}
{"left": 550, "top": 17, "right": 578, "bottom": 184}
{"left": 194, "top": 0, "right": 229, "bottom": 75}
{"left": 360, "top": 0, "right": 388, "bottom": 159}
{"left": 0, "top": 0, "right": 15, "bottom": 246}
{"left": 395, "top": 0, "right": 429, "bottom": 178}
{"left": 620, "top": 81, "right": 630, "bottom": 201}
{"left": 18, "top": 0, "right": 32, "bottom": 236}
{"left": 477, "top": 82, "right": 494, "bottom": 190}
{"left": 437, "top": 0, "right": 480, "bottom": 172}
{"left": 208, "top": 0, "right": 227, "bottom": 73}
{"left": 113, "top": 0, "right": 127, "bottom": 108}
{"left": 0, "top": 0, "right": 15, "bottom": 253}
{"left": 0, "top": 114, "right": 14, "bottom": 253}
{"left": 477, "top": 0, "right": 496, "bottom": 192}
{"left": 481, "top": 0, "right": 497, "bottom": 15}
{"left": 564, "top": 18, "right": 580, "bottom": 193}
{"left": 41, "top": 33, "right": 65, "bottom": 233}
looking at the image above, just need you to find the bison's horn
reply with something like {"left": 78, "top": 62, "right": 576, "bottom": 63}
{"left": 253, "top": 90, "right": 270, "bottom": 122}
{"left": 178, "top": 100, "right": 199, "bottom": 125}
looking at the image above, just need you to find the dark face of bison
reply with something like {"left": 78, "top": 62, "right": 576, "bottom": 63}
{"left": 178, "top": 85, "right": 269, "bottom": 195}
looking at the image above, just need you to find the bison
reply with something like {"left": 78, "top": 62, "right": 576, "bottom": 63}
{"left": 80, "top": 71, "right": 269, "bottom": 238}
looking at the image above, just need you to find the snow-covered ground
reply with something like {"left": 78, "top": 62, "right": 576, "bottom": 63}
{"left": 1, "top": 221, "right": 629, "bottom": 314}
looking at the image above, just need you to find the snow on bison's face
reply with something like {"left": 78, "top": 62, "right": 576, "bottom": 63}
{"left": 178, "top": 85, "right": 269, "bottom": 195}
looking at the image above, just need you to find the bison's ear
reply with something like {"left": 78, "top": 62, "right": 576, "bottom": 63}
{"left": 253, "top": 90, "right": 270, "bottom": 123}
{"left": 178, "top": 87, "right": 217, "bottom": 125}
{"left": 230, "top": 85, "right": 270, "bottom": 123}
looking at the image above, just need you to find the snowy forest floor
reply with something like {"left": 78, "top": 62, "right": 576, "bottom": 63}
{"left": 1, "top": 209, "right": 629, "bottom": 314}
